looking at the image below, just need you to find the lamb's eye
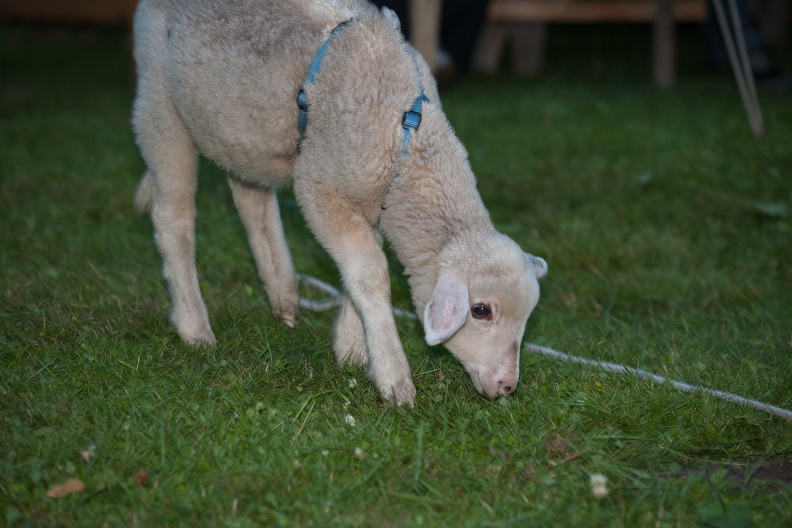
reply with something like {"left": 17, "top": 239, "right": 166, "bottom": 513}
{"left": 471, "top": 303, "right": 492, "bottom": 320}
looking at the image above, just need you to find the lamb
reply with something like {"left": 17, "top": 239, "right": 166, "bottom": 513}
{"left": 131, "top": 0, "right": 547, "bottom": 406}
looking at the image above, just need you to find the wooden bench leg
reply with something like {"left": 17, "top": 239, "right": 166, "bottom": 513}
{"left": 472, "top": 22, "right": 547, "bottom": 77}
{"left": 471, "top": 23, "right": 508, "bottom": 74}
{"left": 653, "top": 0, "right": 675, "bottom": 87}
{"left": 512, "top": 23, "right": 547, "bottom": 76}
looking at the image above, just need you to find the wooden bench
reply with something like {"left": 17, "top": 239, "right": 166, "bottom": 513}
{"left": 3, "top": 0, "right": 708, "bottom": 86}
{"left": 472, "top": 0, "right": 708, "bottom": 86}
{"left": 0, "top": 0, "right": 138, "bottom": 24}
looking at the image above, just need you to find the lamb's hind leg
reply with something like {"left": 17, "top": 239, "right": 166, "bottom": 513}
{"left": 227, "top": 175, "right": 299, "bottom": 327}
{"left": 334, "top": 231, "right": 384, "bottom": 367}
{"left": 333, "top": 294, "right": 367, "bottom": 367}
{"left": 134, "top": 109, "right": 214, "bottom": 345}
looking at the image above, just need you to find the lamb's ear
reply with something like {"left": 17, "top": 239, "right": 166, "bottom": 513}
{"left": 423, "top": 272, "right": 469, "bottom": 346}
{"left": 525, "top": 253, "right": 548, "bottom": 279}
{"left": 381, "top": 7, "right": 401, "bottom": 32}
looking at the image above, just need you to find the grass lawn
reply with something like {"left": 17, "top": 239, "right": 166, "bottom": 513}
{"left": 2, "top": 21, "right": 791, "bottom": 527}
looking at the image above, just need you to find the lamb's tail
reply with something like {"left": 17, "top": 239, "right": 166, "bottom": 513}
{"left": 134, "top": 171, "right": 154, "bottom": 213}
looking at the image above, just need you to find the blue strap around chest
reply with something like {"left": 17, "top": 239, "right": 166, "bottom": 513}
{"left": 297, "top": 19, "right": 354, "bottom": 140}
{"left": 296, "top": 19, "right": 428, "bottom": 159}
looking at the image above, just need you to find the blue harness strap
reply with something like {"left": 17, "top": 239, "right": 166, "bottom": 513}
{"left": 401, "top": 90, "right": 428, "bottom": 158}
{"left": 297, "top": 19, "right": 354, "bottom": 140}
{"left": 296, "top": 18, "right": 428, "bottom": 161}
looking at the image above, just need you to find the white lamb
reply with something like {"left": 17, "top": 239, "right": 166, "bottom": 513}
{"left": 132, "top": 0, "right": 547, "bottom": 406}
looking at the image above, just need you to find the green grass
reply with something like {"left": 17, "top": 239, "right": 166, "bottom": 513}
{"left": 2, "top": 23, "right": 791, "bottom": 527}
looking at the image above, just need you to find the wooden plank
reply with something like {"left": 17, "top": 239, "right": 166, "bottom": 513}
{"left": 487, "top": 0, "right": 707, "bottom": 23}
{"left": 0, "top": 0, "right": 138, "bottom": 23}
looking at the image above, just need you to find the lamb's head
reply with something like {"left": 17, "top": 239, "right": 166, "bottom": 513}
{"left": 422, "top": 235, "right": 547, "bottom": 399}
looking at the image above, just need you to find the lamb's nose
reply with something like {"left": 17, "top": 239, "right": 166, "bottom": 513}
{"left": 498, "top": 382, "right": 514, "bottom": 397}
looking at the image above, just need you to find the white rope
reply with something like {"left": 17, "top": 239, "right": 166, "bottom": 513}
{"left": 524, "top": 344, "right": 792, "bottom": 421}
{"left": 297, "top": 274, "right": 343, "bottom": 312}
{"left": 297, "top": 274, "right": 791, "bottom": 421}
{"left": 298, "top": 274, "right": 419, "bottom": 319}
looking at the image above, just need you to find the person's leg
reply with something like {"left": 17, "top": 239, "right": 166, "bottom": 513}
{"left": 439, "top": 0, "right": 491, "bottom": 73}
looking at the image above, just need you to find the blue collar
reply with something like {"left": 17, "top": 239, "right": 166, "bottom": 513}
{"left": 296, "top": 18, "right": 428, "bottom": 159}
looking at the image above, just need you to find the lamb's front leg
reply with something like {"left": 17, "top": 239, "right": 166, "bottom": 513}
{"left": 227, "top": 174, "right": 299, "bottom": 327}
{"left": 297, "top": 188, "right": 415, "bottom": 406}
{"left": 341, "top": 244, "right": 415, "bottom": 405}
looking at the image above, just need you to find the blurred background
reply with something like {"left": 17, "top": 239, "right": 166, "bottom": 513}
{"left": 2, "top": 3, "right": 791, "bottom": 525}
{"left": 1, "top": 0, "right": 789, "bottom": 89}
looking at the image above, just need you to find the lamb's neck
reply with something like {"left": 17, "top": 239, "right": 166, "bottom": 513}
{"left": 379, "top": 161, "right": 494, "bottom": 311}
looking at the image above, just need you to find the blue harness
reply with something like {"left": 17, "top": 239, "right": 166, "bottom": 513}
{"left": 296, "top": 18, "right": 428, "bottom": 158}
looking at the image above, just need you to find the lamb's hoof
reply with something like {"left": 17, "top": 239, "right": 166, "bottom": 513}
{"left": 275, "top": 307, "right": 299, "bottom": 328}
{"left": 334, "top": 347, "right": 367, "bottom": 367}
{"left": 380, "top": 378, "right": 416, "bottom": 408}
{"left": 332, "top": 325, "right": 367, "bottom": 367}
{"left": 172, "top": 309, "right": 216, "bottom": 346}
{"left": 333, "top": 334, "right": 367, "bottom": 367}
{"left": 177, "top": 326, "right": 216, "bottom": 347}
